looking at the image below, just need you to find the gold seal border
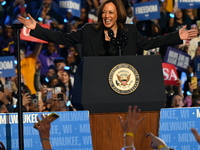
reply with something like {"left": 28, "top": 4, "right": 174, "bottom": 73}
{"left": 108, "top": 63, "right": 140, "bottom": 95}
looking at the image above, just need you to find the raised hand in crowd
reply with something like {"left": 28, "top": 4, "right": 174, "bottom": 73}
{"left": 22, "top": 92, "right": 32, "bottom": 111}
{"left": 0, "top": 91, "right": 10, "bottom": 106}
{"left": 34, "top": 115, "right": 52, "bottom": 150}
{"left": 0, "top": 141, "right": 5, "bottom": 150}
{"left": 191, "top": 128, "right": 200, "bottom": 143}
{"left": 146, "top": 133, "right": 172, "bottom": 150}
{"left": 0, "top": 91, "right": 13, "bottom": 112}
{"left": 118, "top": 105, "right": 145, "bottom": 150}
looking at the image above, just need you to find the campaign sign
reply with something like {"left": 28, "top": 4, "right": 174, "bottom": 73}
{"left": 0, "top": 56, "right": 15, "bottom": 77}
{"left": 164, "top": 47, "right": 191, "bottom": 72}
{"left": 162, "top": 63, "right": 179, "bottom": 86}
{"left": 194, "top": 57, "right": 200, "bottom": 79}
{"left": 133, "top": 1, "right": 160, "bottom": 21}
{"left": 178, "top": 0, "right": 200, "bottom": 9}
{"left": 0, "top": 111, "right": 93, "bottom": 150}
{"left": 159, "top": 107, "right": 200, "bottom": 150}
{"left": 58, "top": 0, "right": 81, "bottom": 17}
{"left": 20, "top": 24, "right": 50, "bottom": 43}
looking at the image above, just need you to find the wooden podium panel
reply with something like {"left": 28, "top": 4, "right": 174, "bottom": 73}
{"left": 90, "top": 111, "right": 160, "bottom": 150}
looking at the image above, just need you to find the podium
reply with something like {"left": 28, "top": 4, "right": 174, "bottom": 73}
{"left": 72, "top": 55, "right": 166, "bottom": 113}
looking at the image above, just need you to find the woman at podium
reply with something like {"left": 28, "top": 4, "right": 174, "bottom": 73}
{"left": 18, "top": 0, "right": 198, "bottom": 56}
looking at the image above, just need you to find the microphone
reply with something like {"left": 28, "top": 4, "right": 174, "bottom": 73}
{"left": 108, "top": 29, "right": 116, "bottom": 44}
{"left": 121, "top": 32, "right": 128, "bottom": 45}
{"left": 108, "top": 29, "right": 114, "bottom": 38}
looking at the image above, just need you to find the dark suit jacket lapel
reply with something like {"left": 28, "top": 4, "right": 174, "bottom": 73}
{"left": 90, "top": 29, "right": 104, "bottom": 56}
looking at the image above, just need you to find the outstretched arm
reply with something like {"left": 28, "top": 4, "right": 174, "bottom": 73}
{"left": 179, "top": 25, "right": 198, "bottom": 40}
{"left": 18, "top": 14, "right": 37, "bottom": 30}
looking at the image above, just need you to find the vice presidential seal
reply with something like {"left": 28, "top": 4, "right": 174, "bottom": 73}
{"left": 108, "top": 63, "right": 140, "bottom": 95}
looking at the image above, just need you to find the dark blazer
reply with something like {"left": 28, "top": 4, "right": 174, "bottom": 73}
{"left": 30, "top": 23, "right": 183, "bottom": 56}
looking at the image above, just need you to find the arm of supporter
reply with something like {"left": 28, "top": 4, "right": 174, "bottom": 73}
{"left": 176, "top": 79, "right": 184, "bottom": 98}
{"left": 118, "top": 106, "right": 145, "bottom": 150}
{"left": 31, "top": 43, "right": 43, "bottom": 58}
{"left": 191, "top": 128, "right": 200, "bottom": 143}
{"left": 34, "top": 69, "right": 42, "bottom": 92}
{"left": 0, "top": 91, "right": 14, "bottom": 112}
{"left": 146, "top": 133, "right": 171, "bottom": 150}
{"left": 34, "top": 115, "right": 52, "bottom": 150}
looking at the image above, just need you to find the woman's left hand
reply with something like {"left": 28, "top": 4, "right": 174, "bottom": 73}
{"left": 179, "top": 25, "right": 198, "bottom": 40}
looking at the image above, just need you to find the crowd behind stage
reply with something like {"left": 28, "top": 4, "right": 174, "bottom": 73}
{"left": 1, "top": 0, "right": 200, "bottom": 113}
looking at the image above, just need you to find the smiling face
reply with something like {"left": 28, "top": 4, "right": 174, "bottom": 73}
{"left": 102, "top": 2, "right": 118, "bottom": 30}
{"left": 171, "top": 95, "right": 184, "bottom": 108}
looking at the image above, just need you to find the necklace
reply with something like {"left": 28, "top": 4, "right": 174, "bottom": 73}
{"left": 104, "top": 31, "right": 111, "bottom": 40}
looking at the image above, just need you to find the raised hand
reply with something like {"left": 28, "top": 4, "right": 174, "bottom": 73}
{"left": 146, "top": 132, "right": 167, "bottom": 149}
{"left": 118, "top": 105, "right": 145, "bottom": 134}
{"left": 18, "top": 14, "right": 37, "bottom": 30}
{"left": 191, "top": 128, "right": 200, "bottom": 143}
{"left": 179, "top": 25, "right": 198, "bottom": 40}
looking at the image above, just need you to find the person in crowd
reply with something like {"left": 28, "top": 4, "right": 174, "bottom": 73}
{"left": 48, "top": 76, "right": 60, "bottom": 88}
{"left": 18, "top": 0, "right": 198, "bottom": 57}
{"left": 60, "top": 69, "right": 73, "bottom": 100}
{"left": 66, "top": 47, "right": 80, "bottom": 75}
{"left": 170, "top": 94, "right": 185, "bottom": 108}
{"left": 34, "top": 114, "right": 52, "bottom": 150}
{"left": 33, "top": 0, "right": 64, "bottom": 30}
{"left": 0, "top": 91, "right": 13, "bottom": 112}
{"left": 183, "top": 9, "right": 198, "bottom": 28}
{"left": 11, "top": 41, "right": 43, "bottom": 95}
{"left": 14, "top": 84, "right": 32, "bottom": 112}
{"left": 38, "top": 42, "right": 60, "bottom": 76}
{"left": 0, "top": 25, "right": 14, "bottom": 56}
{"left": 0, "top": 101, "right": 9, "bottom": 113}
{"left": 188, "top": 24, "right": 200, "bottom": 59}
{"left": 169, "top": 8, "right": 186, "bottom": 32}
{"left": 157, "top": 0, "right": 171, "bottom": 35}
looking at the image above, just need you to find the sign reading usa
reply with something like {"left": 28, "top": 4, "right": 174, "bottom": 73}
{"left": 133, "top": 1, "right": 160, "bottom": 21}
{"left": 162, "top": 63, "right": 179, "bottom": 86}
{"left": 0, "top": 56, "right": 15, "bottom": 77}
{"left": 0, "top": 111, "right": 93, "bottom": 150}
{"left": 178, "top": 0, "right": 200, "bottom": 9}
{"left": 58, "top": 0, "right": 81, "bottom": 17}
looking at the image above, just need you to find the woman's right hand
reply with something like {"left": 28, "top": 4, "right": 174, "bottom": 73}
{"left": 18, "top": 14, "right": 37, "bottom": 30}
